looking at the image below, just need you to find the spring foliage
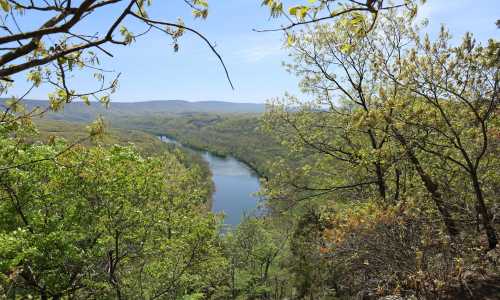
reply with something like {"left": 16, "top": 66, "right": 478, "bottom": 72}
{"left": 0, "top": 121, "right": 227, "bottom": 299}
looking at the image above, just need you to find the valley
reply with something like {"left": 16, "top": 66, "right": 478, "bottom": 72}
{"left": 31, "top": 102, "right": 273, "bottom": 227}
{"left": 1, "top": 2, "right": 498, "bottom": 299}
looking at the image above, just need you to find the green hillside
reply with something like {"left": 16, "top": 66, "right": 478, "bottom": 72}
{"left": 110, "top": 113, "right": 284, "bottom": 177}
{"left": 33, "top": 118, "right": 170, "bottom": 157}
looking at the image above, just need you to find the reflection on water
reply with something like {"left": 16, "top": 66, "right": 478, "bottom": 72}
{"left": 160, "top": 136, "right": 260, "bottom": 226}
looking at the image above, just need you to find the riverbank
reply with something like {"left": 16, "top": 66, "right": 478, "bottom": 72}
{"left": 159, "top": 134, "right": 267, "bottom": 179}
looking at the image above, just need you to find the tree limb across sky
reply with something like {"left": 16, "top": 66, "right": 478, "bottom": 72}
{"left": 0, "top": 0, "right": 232, "bottom": 112}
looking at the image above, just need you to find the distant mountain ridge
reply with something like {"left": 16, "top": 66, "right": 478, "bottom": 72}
{"left": 4, "top": 99, "right": 266, "bottom": 123}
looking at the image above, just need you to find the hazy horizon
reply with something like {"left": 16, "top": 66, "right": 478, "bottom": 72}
{"left": 15, "top": 98, "right": 267, "bottom": 104}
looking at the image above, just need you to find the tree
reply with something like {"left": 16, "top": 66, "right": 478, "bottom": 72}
{"left": 391, "top": 29, "right": 499, "bottom": 249}
{"left": 223, "top": 216, "right": 289, "bottom": 300}
{"left": 263, "top": 10, "right": 495, "bottom": 241}
{"left": 262, "top": 9, "right": 499, "bottom": 296}
{"left": 263, "top": 12, "right": 405, "bottom": 207}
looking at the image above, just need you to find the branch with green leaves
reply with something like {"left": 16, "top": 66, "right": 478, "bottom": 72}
{"left": 0, "top": 0, "right": 232, "bottom": 117}
{"left": 258, "top": 0, "right": 425, "bottom": 36}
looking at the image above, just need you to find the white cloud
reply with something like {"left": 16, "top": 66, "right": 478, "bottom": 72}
{"left": 236, "top": 44, "right": 283, "bottom": 63}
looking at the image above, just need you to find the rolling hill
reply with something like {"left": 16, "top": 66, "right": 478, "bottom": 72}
{"left": 9, "top": 99, "right": 266, "bottom": 123}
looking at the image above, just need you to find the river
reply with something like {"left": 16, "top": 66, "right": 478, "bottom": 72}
{"left": 159, "top": 136, "right": 260, "bottom": 226}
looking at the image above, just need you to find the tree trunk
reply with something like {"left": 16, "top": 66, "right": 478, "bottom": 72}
{"left": 231, "top": 258, "right": 236, "bottom": 300}
{"left": 394, "top": 168, "right": 401, "bottom": 202}
{"left": 471, "top": 172, "right": 498, "bottom": 250}
{"left": 40, "top": 288, "right": 48, "bottom": 300}
{"left": 374, "top": 162, "right": 387, "bottom": 200}
{"left": 392, "top": 128, "right": 459, "bottom": 237}
{"left": 367, "top": 129, "right": 387, "bottom": 200}
{"left": 416, "top": 168, "right": 460, "bottom": 237}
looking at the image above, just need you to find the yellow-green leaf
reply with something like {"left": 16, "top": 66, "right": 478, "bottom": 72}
{"left": 81, "top": 95, "right": 90, "bottom": 106}
{"left": 0, "top": 0, "right": 11, "bottom": 12}
{"left": 289, "top": 5, "right": 299, "bottom": 15}
{"left": 340, "top": 43, "right": 353, "bottom": 54}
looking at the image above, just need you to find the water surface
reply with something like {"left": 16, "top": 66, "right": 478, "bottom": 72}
{"left": 160, "top": 136, "right": 260, "bottom": 225}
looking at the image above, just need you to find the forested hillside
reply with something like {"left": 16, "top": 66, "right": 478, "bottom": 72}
{"left": 20, "top": 102, "right": 283, "bottom": 176}
{"left": 34, "top": 117, "right": 215, "bottom": 203}
{"left": 111, "top": 113, "right": 283, "bottom": 177}
{"left": 34, "top": 119, "right": 171, "bottom": 156}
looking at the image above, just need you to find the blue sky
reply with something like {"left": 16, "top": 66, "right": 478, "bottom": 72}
{"left": 10, "top": 0, "right": 500, "bottom": 103}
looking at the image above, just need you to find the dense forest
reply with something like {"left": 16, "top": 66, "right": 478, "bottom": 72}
{"left": 1, "top": 0, "right": 499, "bottom": 299}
